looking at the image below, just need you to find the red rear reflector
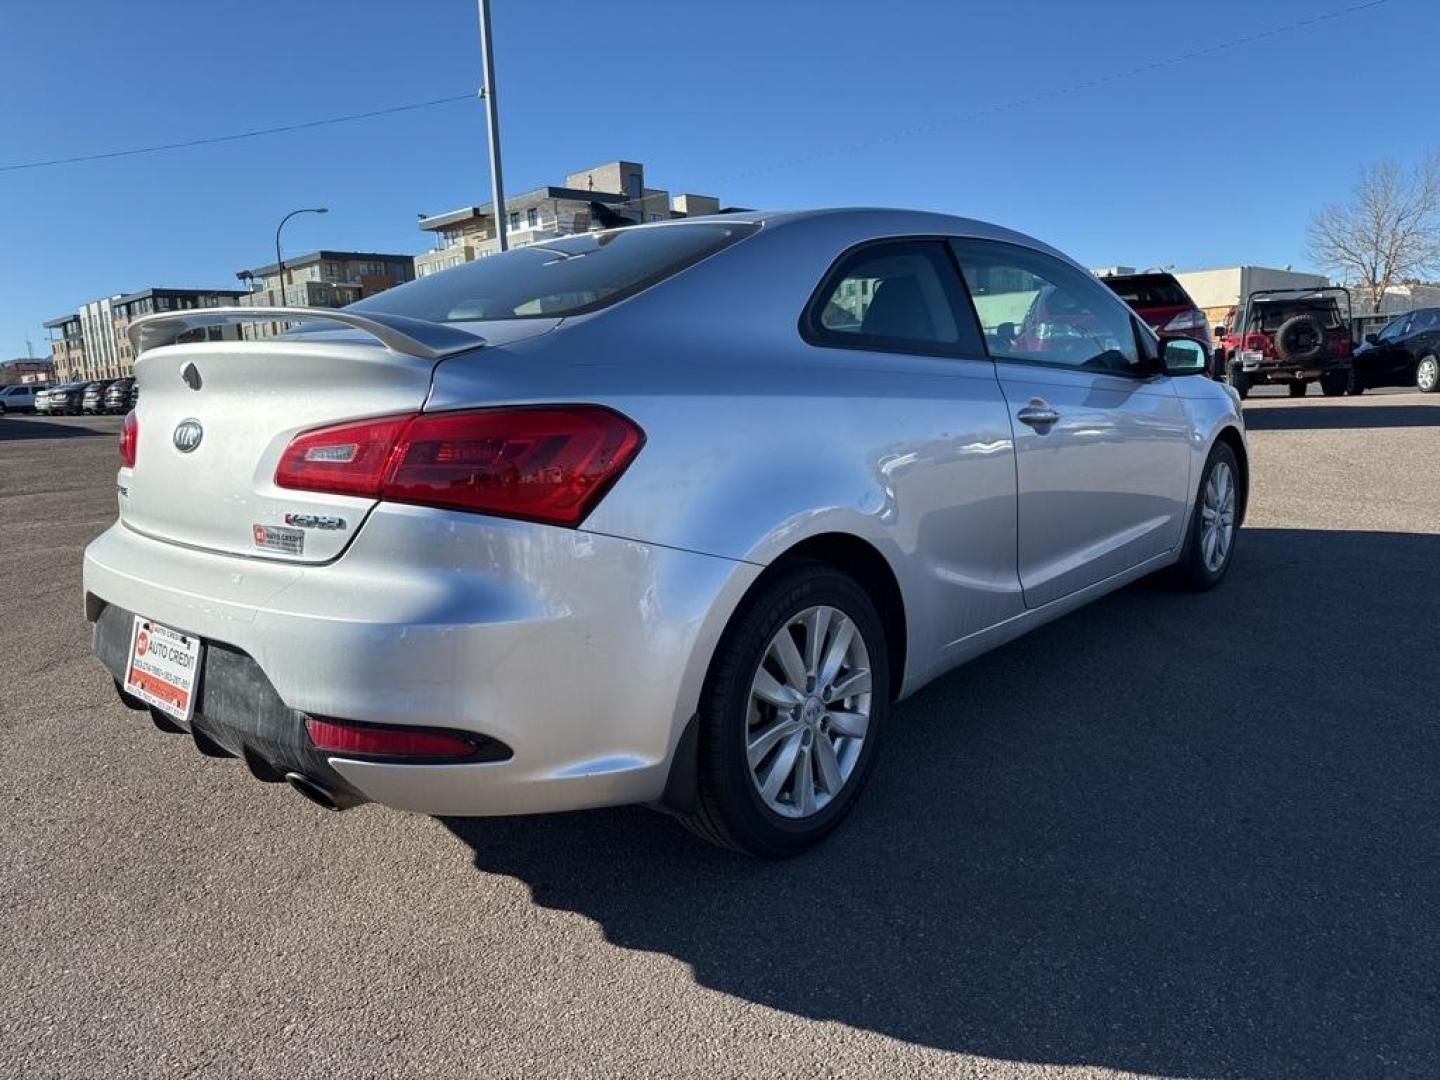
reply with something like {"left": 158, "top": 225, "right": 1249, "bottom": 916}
{"left": 120, "top": 410, "right": 138, "bottom": 468}
{"left": 305, "top": 716, "right": 480, "bottom": 760}
{"left": 274, "top": 406, "right": 644, "bottom": 526}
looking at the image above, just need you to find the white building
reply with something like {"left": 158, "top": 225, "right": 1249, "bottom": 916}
{"left": 1359, "top": 282, "right": 1440, "bottom": 317}
{"left": 1173, "top": 266, "right": 1331, "bottom": 325}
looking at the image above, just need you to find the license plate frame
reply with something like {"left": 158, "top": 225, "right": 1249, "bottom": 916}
{"left": 123, "top": 615, "right": 203, "bottom": 724}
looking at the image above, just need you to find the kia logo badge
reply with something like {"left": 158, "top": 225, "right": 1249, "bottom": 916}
{"left": 172, "top": 419, "right": 204, "bottom": 453}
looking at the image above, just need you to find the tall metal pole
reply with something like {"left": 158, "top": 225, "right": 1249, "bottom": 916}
{"left": 476, "top": 0, "right": 508, "bottom": 252}
{"left": 274, "top": 206, "right": 328, "bottom": 304}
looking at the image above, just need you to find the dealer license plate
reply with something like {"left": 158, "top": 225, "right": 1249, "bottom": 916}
{"left": 124, "top": 616, "right": 203, "bottom": 723}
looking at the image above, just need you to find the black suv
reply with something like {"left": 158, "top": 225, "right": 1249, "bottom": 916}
{"left": 44, "top": 382, "right": 87, "bottom": 414}
{"left": 103, "top": 378, "right": 135, "bottom": 413}
{"left": 81, "top": 380, "right": 115, "bottom": 414}
{"left": 1352, "top": 307, "right": 1440, "bottom": 393}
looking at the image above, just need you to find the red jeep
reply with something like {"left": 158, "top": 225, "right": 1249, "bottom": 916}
{"left": 1216, "top": 287, "right": 1354, "bottom": 399}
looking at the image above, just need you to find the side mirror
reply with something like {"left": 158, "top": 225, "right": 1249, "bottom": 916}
{"left": 1160, "top": 336, "right": 1209, "bottom": 377}
{"left": 1364, "top": 332, "right": 1379, "bottom": 346}
{"left": 995, "top": 321, "right": 1017, "bottom": 346}
{"left": 1213, "top": 324, "right": 1227, "bottom": 339}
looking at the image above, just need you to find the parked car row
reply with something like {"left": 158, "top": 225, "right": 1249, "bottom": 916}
{"left": 1098, "top": 269, "right": 1440, "bottom": 399}
{"left": 1215, "top": 296, "right": 1440, "bottom": 399}
{"left": 33, "top": 378, "right": 137, "bottom": 415}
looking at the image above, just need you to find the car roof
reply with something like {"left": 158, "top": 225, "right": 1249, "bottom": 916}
{"left": 657, "top": 207, "right": 1074, "bottom": 261}
{"left": 1100, "top": 271, "right": 1179, "bottom": 282}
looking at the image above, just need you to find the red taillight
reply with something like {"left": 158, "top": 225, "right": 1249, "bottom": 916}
{"left": 305, "top": 716, "right": 496, "bottom": 760}
{"left": 273, "top": 413, "right": 413, "bottom": 498}
{"left": 119, "top": 410, "right": 138, "bottom": 468}
{"left": 275, "top": 406, "right": 643, "bottom": 526}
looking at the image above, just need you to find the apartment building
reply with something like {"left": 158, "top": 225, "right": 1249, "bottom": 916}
{"left": 111, "top": 287, "right": 250, "bottom": 370}
{"left": 234, "top": 250, "right": 415, "bottom": 338}
{"left": 415, "top": 160, "right": 723, "bottom": 278}
{"left": 44, "top": 314, "right": 86, "bottom": 382}
{"left": 47, "top": 287, "right": 249, "bottom": 381}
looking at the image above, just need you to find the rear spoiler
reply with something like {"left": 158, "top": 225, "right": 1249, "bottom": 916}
{"left": 127, "top": 306, "right": 485, "bottom": 360}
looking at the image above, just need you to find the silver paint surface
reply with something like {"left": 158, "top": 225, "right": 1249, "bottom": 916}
{"left": 84, "top": 208, "right": 1245, "bottom": 815}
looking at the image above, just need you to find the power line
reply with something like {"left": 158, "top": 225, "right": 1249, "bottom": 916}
{"left": 0, "top": 0, "right": 1399, "bottom": 179}
{"left": 0, "top": 93, "right": 475, "bottom": 173}
{"left": 716, "top": 0, "right": 1399, "bottom": 183}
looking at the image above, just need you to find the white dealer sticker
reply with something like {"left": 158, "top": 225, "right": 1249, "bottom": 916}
{"left": 252, "top": 523, "right": 304, "bottom": 555}
{"left": 124, "top": 616, "right": 202, "bottom": 723}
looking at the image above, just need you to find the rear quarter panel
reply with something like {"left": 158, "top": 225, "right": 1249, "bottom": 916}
{"left": 429, "top": 324, "right": 1023, "bottom": 697}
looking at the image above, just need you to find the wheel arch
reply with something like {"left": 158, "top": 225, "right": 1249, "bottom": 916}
{"left": 757, "top": 533, "right": 908, "bottom": 699}
{"left": 656, "top": 531, "right": 908, "bottom": 817}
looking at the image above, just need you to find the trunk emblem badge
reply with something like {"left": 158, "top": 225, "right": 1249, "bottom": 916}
{"left": 172, "top": 419, "right": 204, "bottom": 453}
{"left": 284, "top": 513, "right": 347, "bottom": 531}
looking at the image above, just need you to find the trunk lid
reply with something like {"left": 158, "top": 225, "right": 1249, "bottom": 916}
{"left": 121, "top": 338, "right": 438, "bottom": 564}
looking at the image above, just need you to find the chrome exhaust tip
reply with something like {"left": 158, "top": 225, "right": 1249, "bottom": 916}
{"left": 284, "top": 771, "right": 344, "bottom": 812}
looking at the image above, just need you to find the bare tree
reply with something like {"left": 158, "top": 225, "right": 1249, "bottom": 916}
{"left": 1307, "top": 154, "right": 1440, "bottom": 312}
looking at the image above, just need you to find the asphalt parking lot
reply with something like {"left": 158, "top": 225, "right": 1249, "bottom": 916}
{"left": 2, "top": 392, "right": 1438, "bottom": 1080}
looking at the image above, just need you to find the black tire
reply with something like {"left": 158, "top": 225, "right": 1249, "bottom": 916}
{"left": 1319, "top": 371, "right": 1348, "bottom": 397}
{"left": 684, "top": 563, "right": 890, "bottom": 857}
{"left": 1274, "top": 314, "right": 1327, "bottom": 364}
{"left": 1170, "top": 441, "right": 1241, "bottom": 592}
{"left": 1229, "top": 366, "right": 1250, "bottom": 400}
{"left": 1287, "top": 381, "right": 1309, "bottom": 398}
{"left": 1417, "top": 354, "right": 1440, "bottom": 394}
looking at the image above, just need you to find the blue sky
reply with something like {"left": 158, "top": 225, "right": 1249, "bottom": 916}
{"left": 2, "top": 0, "right": 1434, "bottom": 358}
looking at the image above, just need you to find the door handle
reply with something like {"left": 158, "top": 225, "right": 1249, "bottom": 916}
{"left": 1017, "top": 405, "right": 1060, "bottom": 427}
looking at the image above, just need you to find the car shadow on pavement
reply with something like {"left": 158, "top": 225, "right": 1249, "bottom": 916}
{"left": 1244, "top": 402, "right": 1440, "bottom": 430}
{"left": 0, "top": 416, "right": 119, "bottom": 440}
{"left": 442, "top": 528, "right": 1440, "bottom": 1078}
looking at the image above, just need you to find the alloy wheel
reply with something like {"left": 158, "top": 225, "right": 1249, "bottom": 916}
{"left": 746, "top": 605, "right": 872, "bottom": 819}
{"left": 1419, "top": 357, "right": 1438, "bottom": 392}
{"left": 1200, "top": 461, "right": 1236, "bottom": 573}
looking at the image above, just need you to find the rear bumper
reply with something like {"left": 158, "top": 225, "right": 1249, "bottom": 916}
{"left": 1232, "top": 353, "right": 1351, "bottom": 377}
{"left": 84, "top": 506, "right": 759, "bottom": 816}
{"left": 93, "top": 600, "right": 371, "bottom": 806}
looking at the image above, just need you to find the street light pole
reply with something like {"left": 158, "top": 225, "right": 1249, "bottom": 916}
{"left": 476, "top": 0, "right": 508, "bottom": 252}
{"left": 274, "top": 207, "right": 329, "bottom": 305}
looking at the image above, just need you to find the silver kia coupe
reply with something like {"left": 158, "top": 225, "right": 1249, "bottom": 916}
{"left": 84, "top": 209, "right": 1245, "bottom": 856}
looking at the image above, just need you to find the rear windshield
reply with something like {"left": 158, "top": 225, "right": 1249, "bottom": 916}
{"left": 348, "top": 222, "right": 757, "bottom": 323}
{"left": 1101, "top": 274, "right": 1191, "bottom": 308}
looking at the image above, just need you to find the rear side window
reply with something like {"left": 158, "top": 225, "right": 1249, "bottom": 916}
{"left": 347, "top": 222, "right": 757, "bottom": 322}
{"left": 1253, "top": 302, "right": 1343, "bottom": 331}
{"left": 804, "top": 240, "right": 982, "bottom": 355}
